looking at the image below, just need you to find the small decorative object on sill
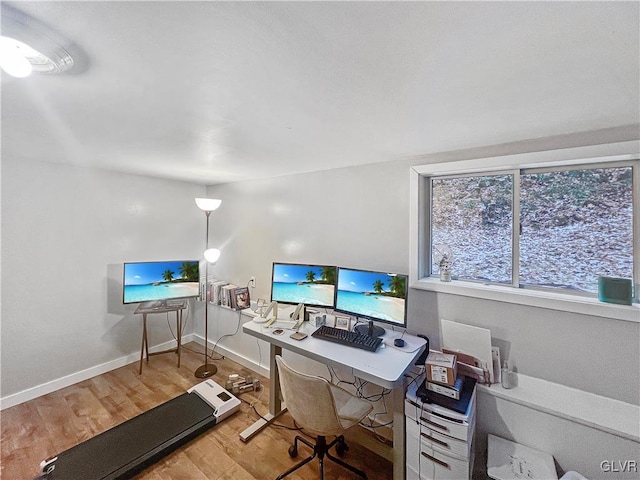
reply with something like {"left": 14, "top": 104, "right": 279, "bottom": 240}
{"left": 433, "top": 243, "right": 454, "bottom": 282}
{"left": 501, "top": 361, "right": 513, "bottom": 389}
{"left": 598, "top": 276, "right": 633, "bottom": 305}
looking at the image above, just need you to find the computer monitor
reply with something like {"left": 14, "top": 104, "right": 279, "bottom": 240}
{"left": 335, "top": 267, "right": 408, "bottom": 337}
{"left": 123, "top": 260, "right": 200, "bottom": 306}
{"left": 270, "top": 262, "right": 337, "bottom": 308}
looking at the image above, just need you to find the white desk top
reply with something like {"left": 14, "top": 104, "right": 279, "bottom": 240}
{"left": 243, "top": 319, "right": 427, "bottom": 389}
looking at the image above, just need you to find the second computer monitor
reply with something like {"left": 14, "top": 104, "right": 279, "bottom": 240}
{"left": 270, "top": 262, "right": 337, "bottom": 308}
{"left": 335, "top": 267, "right": 407, "bottom": 336}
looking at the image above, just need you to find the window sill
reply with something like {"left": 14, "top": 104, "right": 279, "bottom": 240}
{"left": 477, "top": 374, "right": 640, "bottom": 442}
{"left": 411, "top": 277, "right": 639, "bottom": 323}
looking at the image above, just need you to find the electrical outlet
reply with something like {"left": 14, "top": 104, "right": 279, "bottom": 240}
{"left": 250, "top": 276, "right": 256, "bottom": 288}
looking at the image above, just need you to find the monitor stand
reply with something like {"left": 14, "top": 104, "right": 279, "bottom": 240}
{"left": 354, "top": 320, "right": 384, "bottom": 338}
{"left": 140, "top": 300, "right": 168, "bottom": 310}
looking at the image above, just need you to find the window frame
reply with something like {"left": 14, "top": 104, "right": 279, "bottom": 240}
{"left": 409, "top": 141, "right": 640, "bottom": 323}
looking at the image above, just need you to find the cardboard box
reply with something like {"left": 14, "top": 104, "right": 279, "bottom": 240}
{"left": 426, "top": 351, "right": 457, "bottom": 386}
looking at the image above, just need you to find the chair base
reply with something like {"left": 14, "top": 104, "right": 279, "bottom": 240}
{"left": 276, "top": 434, "right": 368, "bottom": 480}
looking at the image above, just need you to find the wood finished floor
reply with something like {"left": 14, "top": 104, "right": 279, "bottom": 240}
{"left": 1, "top": 342, "right": 393, "bottom": 480}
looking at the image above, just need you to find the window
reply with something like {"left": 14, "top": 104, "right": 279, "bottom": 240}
{"left": 431, "top": 174, "right": 514, "bottom": 285}
{"left": 519, "top": 166, "right": 633, "bottom": 293}
{"left": 410, "top": 143, "right": 640, "bottom": 312}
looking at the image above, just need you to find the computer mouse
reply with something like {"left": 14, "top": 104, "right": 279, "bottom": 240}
{"left": 394, "top": 338, "right": 405, "bottom": 347}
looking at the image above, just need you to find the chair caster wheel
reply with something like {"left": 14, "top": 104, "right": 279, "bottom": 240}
{"left": 336, "top": 439, "right": 349, "bottom": 456}
{"left": 288, "top": 445, "right": 298, "bottom": 458}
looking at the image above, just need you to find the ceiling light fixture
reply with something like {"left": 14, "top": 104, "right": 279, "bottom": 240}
{"left": 1, "top": 5, "right": 74, "bottom": 78}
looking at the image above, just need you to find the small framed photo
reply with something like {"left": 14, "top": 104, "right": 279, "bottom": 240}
{"left": 233, "top": 287, "right": 251, "bottom": 310}
{"left": 334, "top": 315, "right": 351, "bottom": 330}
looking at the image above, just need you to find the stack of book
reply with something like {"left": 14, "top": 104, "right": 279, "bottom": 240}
{"left": 206, "top": 281, "right": 250, "bottom": 310}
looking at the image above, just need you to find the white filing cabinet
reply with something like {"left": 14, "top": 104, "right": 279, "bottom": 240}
{"left": 405, "top": 378, "right": 477, "bottom": 480}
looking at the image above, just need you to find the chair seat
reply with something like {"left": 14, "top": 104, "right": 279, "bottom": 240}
{"left": 330, "top": 384, "right": 373, "bottom": 430}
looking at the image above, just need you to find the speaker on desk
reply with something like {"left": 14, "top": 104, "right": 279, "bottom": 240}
{"left": 598, "top": 276, "right": 633, "bottom": 305}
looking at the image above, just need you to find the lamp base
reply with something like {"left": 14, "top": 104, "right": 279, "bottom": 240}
{"left": 194, "top": 363, "right": 217, "bottom": 378}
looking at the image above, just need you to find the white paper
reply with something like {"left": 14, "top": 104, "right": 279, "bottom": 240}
{"left": 440, "top": 318, "right": 494, "bottom": 383}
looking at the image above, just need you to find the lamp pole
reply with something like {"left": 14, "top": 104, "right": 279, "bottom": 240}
{"left": 194, "top": 198, "right": 221, "bottom": 378}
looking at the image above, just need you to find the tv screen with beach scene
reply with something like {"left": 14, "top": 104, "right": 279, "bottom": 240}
{"left": 270, "top": 262, "right": 337, "bottom": 308}
{"left": 335, "top": 267, "right": 407, "bottom": 328}
{"left": 123, "top": 260, "right": 200, "bottom": 305}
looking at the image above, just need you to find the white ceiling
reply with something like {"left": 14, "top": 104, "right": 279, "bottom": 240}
{"left": 2, "top": 1, "right": 638, "bottom": 185}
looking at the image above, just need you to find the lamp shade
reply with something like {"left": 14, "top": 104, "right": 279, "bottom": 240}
{"left": 204, "top": 248, "right": 221, "bottom": 264}
{"left": 195, "top": 197, "right": 222, "bottom": 212}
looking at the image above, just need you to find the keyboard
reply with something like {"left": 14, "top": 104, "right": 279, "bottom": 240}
{"left": 311, "top": 325, "right": 382, "bottom": 352}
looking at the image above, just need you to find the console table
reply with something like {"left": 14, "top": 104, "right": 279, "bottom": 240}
{"left": 135, "top": 301, "right": 186, "bottom": 374}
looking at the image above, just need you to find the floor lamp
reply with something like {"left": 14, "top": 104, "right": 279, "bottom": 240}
{"left": 194, "top": 197, "right": 222, "bottom": 378}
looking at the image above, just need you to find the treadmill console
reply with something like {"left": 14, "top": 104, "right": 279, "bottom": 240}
{"left": 188, "top": 379, "right": 241, "bottom": 422}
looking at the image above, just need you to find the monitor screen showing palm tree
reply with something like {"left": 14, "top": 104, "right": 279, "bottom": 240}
{"left": 335, "top": 267, "right": 407, "bottom": 328}
{"left": 270, "top": 263, "right": 337, "bottom": 308}
{"left": 123, "top": 260, "right": 200, "bottom": 304}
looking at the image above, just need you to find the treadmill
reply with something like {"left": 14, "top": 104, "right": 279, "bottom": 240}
{"left": 38, "top": 380, "right": 241, "bottom": 480}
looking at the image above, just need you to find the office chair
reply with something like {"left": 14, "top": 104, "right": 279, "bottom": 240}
{"left": 275, "top": 355, "right": 373, "bottom": 480}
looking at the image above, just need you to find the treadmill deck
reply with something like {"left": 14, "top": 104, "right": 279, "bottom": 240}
{"left": 43, "top": 392, "right": 217, "bottom": 480}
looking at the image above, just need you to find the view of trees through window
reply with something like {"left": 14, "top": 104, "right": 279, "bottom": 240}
{"left": 431, "top": 175, "right": 513, "bottom": 284}
{"left": 519, "top": 167, "right": 633, "bottom": 292}
{"left": 430, "top": 165, "right": 634, "bottom": 294}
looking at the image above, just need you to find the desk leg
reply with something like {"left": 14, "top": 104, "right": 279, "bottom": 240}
{"left": 392, "top": 385, "right": 406, "bottom": 480}
{"left": 269, "top": 343, "right": 282, "bottom": 415}
{"left": 240, "top": 343, "right": 285, "bottom": 442}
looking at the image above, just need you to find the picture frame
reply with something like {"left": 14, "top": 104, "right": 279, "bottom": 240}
{"left": 233, "top": 287, "right": 251, "bottom": 310}
{"left": 334, "top": 315, "right": 351, "bottom": 331}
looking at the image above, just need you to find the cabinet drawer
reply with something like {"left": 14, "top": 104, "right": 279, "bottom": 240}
{"left": 419, "top": 445, "right": 471, "bottom": 480}
{"left": 419, "top": 424, "right": 471, "bottom": 459}
{"left": 417, "top": 409, "right": 471, "bottom": 443}
{"left": 405, "top": 399, "right": 473, "bottom": 443}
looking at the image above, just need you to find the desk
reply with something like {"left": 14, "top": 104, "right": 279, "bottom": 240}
{"left": 135, "top": 302, "right": 186, "bottom": 374}
{"left": 241, "top": 316, "right": 426, "bottom": 480}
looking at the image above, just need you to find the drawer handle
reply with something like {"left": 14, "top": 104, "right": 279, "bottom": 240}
{"left": 420, "top": 417, "right": 449, "bottom": 432}
{"left": 421, "top": 451, "right": 450, "bottom": 469}
{"left": 420, "top": 432, "right": 449, "bottom": 448}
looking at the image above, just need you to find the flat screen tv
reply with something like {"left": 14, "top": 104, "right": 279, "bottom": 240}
{"left": 270, "top": 262, "right": 337, "bottom": 308}
{"left": 123, "top": 260, "right": 200, "bottom": 306}
{"left": 335, "top": 267, "right": 408, "bottom": 337}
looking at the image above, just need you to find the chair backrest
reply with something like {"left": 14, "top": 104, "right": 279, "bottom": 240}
{"left": 275, "top": 355, "right": 344, "bottom": 436}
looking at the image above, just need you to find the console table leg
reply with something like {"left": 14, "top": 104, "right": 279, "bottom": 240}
{"left": 176, "top": 310, "right": 182, "bottom": 368}
{"left": 139, "top": 315, "right": 147, "bottom": 375}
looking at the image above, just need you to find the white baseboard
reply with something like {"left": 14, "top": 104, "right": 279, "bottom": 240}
{"left": 0, "top": 333, "right": 270, "bottom": 410}
{"left": 0, "top": 334, "right": 195, "bottom": 410}
{"left": 191, "top": 333, "right": 270, "bottom": 379}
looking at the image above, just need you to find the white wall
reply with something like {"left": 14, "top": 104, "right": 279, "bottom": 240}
{"left": 205, "top": 127, "right": 640, "bottom": 406}
{"left": 1, "top": 158, "right": 206, "bottom": 402}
